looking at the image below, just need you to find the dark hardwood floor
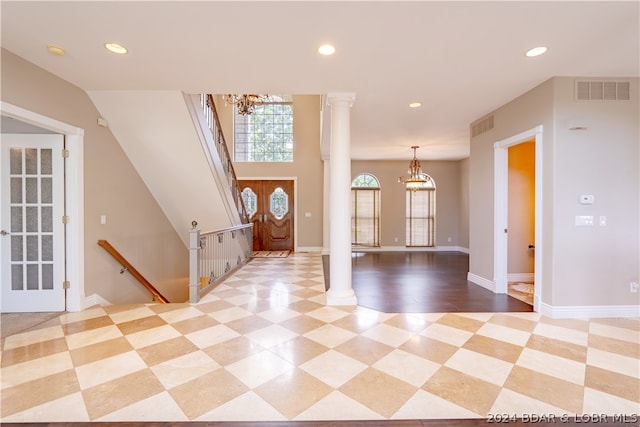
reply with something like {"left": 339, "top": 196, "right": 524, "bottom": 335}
{"left": 324, "top": 251, "right": 533, "bottom": 313}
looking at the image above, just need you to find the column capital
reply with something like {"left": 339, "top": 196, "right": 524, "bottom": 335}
{"left": 326, "top": 92, "right": 356, "bottom": 108}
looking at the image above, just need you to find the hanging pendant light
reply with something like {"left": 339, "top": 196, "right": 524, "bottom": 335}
{"left": 398, "top": 146, "right": 431, "bottom": 190}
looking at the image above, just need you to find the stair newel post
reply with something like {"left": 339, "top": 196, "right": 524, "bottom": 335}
{"left": 189, "top": 221, "right": 201, "bottom": 303}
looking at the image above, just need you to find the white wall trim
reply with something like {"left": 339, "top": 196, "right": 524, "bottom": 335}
{"left": 83, "top": 293, "right": 111, "bottom": 309}
{"left": 184, "top": 94, "right": 241, "bottom": 225}
{"left": 494, "top": 125, "right": 544, "bottom": 304}
{"left": 539, "top": 302, "right": 640, "bottom": 319}
{"left": 507, "top": 273, "right": 535, "bottom": 282}
{"left": 297, "top": 246, "right": 323, "bottom": 253}
{"left": 352, "top": 245, "right": 469, "bottom": 253}
{"left": 1, "top": 101, "right": 85, "bottom": 312}
{"left": 467, "top": 272, "right": 495, "bottom": 292}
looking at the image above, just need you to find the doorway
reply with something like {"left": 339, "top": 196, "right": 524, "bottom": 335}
{"left": 494, "top": 126, "right": 543, "bottom": 312}
{"left": 239, "top": 180, "right": 294, "bottom": 252}
{"left": 1, "top": 102, "right": 84, "bottom": 312}
{"left": 1, "top": 135, "right": 66, "bottom": 312}
{"left": 506, "top": 140, "right": 535, "bottom": 305}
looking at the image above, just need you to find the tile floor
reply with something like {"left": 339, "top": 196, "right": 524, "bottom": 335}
{"left": 507, "top": 282, "right": 534, "bottom": 306}
{"left": 1, "top": 253, "right": 639, "bottom": 422}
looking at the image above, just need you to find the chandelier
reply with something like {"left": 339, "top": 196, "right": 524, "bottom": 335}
{"left": 398, "top": 146, "right": 431, "bottom": 190}
{"left": 222, "top": 94, "right": 270, "bottom": 115}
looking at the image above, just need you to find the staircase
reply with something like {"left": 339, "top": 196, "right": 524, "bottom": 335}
{"left": 88, "top": 90, "right": 245, "bottom": 244}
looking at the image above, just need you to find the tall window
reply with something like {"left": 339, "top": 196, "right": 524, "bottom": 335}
{"left": 352, "top": 173, "right": 381, "bottom": 247}
{"left": 406, "top": 177, "right": 436, "bottom": 247}
{"left": 234, "top": 95, "right": 294, "bottom": 162}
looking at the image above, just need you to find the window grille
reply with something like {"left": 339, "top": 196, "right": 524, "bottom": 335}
{"left": 406, "top": 177, "right": 436, "bottom": 247}
{"left": 351, "top": 173, "right": 381, "bottom": 247}
{"left": 234, "top": 95, "right": 294, "bottom": 162}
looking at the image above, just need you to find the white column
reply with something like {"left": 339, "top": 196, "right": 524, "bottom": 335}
{"left": 322, "top": 159, "right": 330, "bottom": 254}
{"left": 326, "top": 93, "right": 357, "bottom": 306}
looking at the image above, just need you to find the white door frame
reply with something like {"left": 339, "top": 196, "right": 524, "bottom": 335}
{"left": 1, "top": 102, "right": 85, "bottom": 312}
{"left": 494, "top": 125, "right": 543, "bottom": 312}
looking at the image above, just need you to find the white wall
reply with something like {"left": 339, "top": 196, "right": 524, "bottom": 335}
{"left": 88, "top": 91, "right": 235, "bottom": 243}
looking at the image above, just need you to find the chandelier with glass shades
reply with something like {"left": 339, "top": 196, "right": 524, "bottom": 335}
{"left": 222, "top": 94, "right": 271, "bottom": 115}
{"left": 398, "top": 146, "right": 431, "bottom": 190}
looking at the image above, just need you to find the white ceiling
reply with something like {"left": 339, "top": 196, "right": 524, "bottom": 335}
{"left": 2, "top": 1, "right": 638, "bottom": 160}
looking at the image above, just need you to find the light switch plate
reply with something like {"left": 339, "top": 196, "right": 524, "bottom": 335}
{"left": 575, "top": 215, "right": 594, "bottom": 226}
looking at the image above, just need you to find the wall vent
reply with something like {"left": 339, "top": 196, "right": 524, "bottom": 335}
{"left": 575, "top": 80, "right": 630, "bottom": 101}
{"left": 471, "top": 115, "right": 494, "bottom": 137}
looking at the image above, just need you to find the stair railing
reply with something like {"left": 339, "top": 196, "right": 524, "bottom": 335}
{"left": 200, "top": 94, "right": 249, "bottom": 223}
{"left": 188, "top": 220, "right": 253, "bottom": 303}
{"left": 97, "top": 240, "right": 170, "bottom": 303}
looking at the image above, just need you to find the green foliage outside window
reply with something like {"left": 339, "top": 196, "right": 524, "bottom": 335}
{"left": 234, "top": 96, "right": 294, "bottom": 162}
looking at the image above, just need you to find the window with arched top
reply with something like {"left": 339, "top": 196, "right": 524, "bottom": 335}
{"left": 351, "top": 173, "right": 381, "bottom": 247}
{"left": 406, "top": 175, "right": 436, "bottom": 247}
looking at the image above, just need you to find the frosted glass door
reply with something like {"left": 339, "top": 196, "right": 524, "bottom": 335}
{"left": 1, "top": 134, "right": 65, "bottom": 312}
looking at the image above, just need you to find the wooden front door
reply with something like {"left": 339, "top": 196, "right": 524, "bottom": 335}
{"left": 239, "top": 180, "right": 294, "bottom": 251}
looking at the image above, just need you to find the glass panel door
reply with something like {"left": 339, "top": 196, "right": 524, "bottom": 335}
{"left": 1, "top": 134, "right": 65, "bottom": 312}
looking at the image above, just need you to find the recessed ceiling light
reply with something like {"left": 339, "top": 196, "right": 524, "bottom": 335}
{"left": 318, "top": 44, "right": 336, "bottom": 56}
{"left": 105, "top": 43, "right": 128, "bottom": 54}
{"left": 526, "top": 46, "right": 547, "bottom": 57}
{"left": 47, "top": 44, "right": 65, "bottom": 56}
{"left": 409, "top": 102, "right": 422, "bottom": 108}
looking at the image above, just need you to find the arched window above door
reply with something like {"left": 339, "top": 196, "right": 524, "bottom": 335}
{"left": 351, "top": 173, "right": 380, "bottom": 189}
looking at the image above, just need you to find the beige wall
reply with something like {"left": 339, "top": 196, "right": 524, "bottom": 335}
{"left": 552, "top": 77, "right": 639, "bottom": 307}
{"left": 218, "top": 96, "right": 470, "bottom": 250}
{"left": 470, "top": 76, "right": 639, "bottom": 308}
{"left": 352, "top": 160, "right": 464, "bottom": 248}
{"left": 1, "top": 49, "right": 189, "bottom": 304}
{"left": 508, "top": 140, "right": 535, "bottom": 274}
{"left": 217, "top": 95, "right": 324, "bottom": 249}
{"left": 470, "top": 79, "right": 555, "bottom": 302}
{"left": 458, "top": 158, "right": 470, "bottom": 249}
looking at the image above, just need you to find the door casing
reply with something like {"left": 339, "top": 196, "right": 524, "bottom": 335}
{"left": 1, "top": 102, "right": 85, "bottom": 312}
{"left": 494, "top": 125, "right": 543, "bottom": 312}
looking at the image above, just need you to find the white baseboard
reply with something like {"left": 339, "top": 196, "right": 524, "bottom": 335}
{"left": 539, "top": 302, "right": 640, "bottom": 319}
{"left": 507, "top": 273, "right": 535, "bottom": 282}
{"left": 83, "top": 293, "right": 111, "bottom": 309}
{"left": 296, "top": 246, "right": 323, "bottom": 253}
{"left": 351, "top": 245, "right": 469, "bottom": 253}
{"left": 467, "top": 272, "right": 495, "bottom": 292}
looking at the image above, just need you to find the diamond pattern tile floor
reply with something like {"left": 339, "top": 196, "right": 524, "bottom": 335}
{"left": 1, "top": 253, "right": 639, "bottom": 422}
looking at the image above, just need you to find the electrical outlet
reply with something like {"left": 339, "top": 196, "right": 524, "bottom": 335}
{"left": 631, "top": 282, "right": 639, "bottom": 293}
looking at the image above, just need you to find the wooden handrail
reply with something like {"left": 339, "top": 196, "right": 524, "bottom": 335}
{"left": 200, "top": 222, "right": 254, "bottom": 238}
{"left": 97, "top": 240, "right": 170, "bottom": 304}
{"left": 205, "top": 94, "right": 250, "bottom": 223}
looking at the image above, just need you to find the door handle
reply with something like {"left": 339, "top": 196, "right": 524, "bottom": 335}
{"left": 0, "top": 230, "right": 9, "bottom": 236}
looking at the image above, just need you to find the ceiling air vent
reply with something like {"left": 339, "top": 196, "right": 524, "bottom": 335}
{"left": 471, "top": 115, "right": 494, "bottom": 137}
{"left": 575, "top": 80, "right": 630, "bottom": 101}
